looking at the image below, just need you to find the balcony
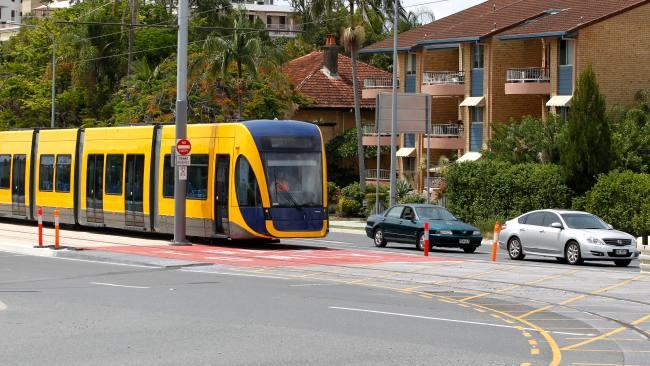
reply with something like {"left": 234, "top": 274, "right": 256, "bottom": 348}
{"left": 266, "top": 24, "right": 301, "bottom": 38}
{"left": 362, "top": 78, "right": 398, "bottom": 99}
{"left": 362, "top": 124, "right": 391, "bottom": 146}
{"left": 421, "top": 71, "right": 465, "bottom": 96}
{"left": 423, "top": 123, "right": 465, "bottom": 150}
{"left": 366, "top": 169, "right": 394, "bottom": 181}
{"left": 505, "top": 67, "right": 550, "bottom": 95}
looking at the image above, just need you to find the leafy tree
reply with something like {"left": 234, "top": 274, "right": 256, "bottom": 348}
{"left": 487, "top": 115, "right": 566, "bottom": 164}
{"left": 560, "top": 65, "right": 611, "bottom": 194}
{"left": 610, "top": 89, "right": 650, "bottom": 173}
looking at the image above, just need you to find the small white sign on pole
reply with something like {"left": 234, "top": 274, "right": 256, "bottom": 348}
{"left": 179, "top": 165, "right": 188, "bottom": 181}
{"left": 176, "top": 155, "right": 191, "bottom": 166}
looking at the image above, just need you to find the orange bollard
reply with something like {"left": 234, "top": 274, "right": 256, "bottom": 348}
{"left": 54, "top": 208, "right": 60, "bottom": 250}
{"left": 424, "top": 222, "right": 429, "bottom": 257}
{"left": 37, "top": 207, "right": 43, "bottom": 248}
{"left": 491, "top": 221, "right": 501, "bottom": 262}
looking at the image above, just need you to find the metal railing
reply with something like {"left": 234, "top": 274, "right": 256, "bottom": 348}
{"left": 506, "top": 67, "right": 550, "bottom": 83}
{"left": 426, "top": 176, "right": 445, "bottom": 189}
{"left": 427, "top": 123, "right": 463, "bottom": 137}
{"left": 422, "top": 71, "right": 465, "bottom": 85}
{"left": 266, "top": 24, "right": 302, "bottom": 31}
{"left": 362, "top": 124, "right": 391, "bottom": 135}
{"left": 366, "top": 169, "right": 393, "bottom": 181}
{"left": 364, "top": 77, "right": 398, "bottom": 88}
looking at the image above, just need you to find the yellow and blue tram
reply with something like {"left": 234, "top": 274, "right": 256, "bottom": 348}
{"left": 0, "top": 120, "right": 328, "bottom": 240}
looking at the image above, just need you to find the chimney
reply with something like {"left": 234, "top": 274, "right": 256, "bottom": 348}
{"left": 323, "top": 34, "right": 339, "bottom": 77}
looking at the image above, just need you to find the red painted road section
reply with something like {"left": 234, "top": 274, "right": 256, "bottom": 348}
{"left": 88, "top": 244, "right": 463, "bottom": 267}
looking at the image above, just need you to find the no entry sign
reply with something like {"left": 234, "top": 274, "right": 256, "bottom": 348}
{"left": 176, "top": 139, "right": 191, "bottom": 155}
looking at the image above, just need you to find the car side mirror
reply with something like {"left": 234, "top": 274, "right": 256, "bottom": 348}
{"left": 551, "top": 222, "right": 563, "bottom": 229}
{"left": 607, "top": 224, "right": 613, "bottom": 230}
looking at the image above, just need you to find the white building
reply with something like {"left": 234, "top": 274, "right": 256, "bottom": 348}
{"left": 0, "top": 0, "right": 22, "bottom": 41}
{"left": 232, "top": 0, "right": 299, "bottom": 38}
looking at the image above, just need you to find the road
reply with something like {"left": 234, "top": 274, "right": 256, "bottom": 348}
{"left": 0, "top": 253, "right": 533, "bottom": 366}
{"left": 0, "top": 222, "right": 649, "bottom": 366}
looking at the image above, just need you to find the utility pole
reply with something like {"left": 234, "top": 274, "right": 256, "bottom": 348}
{"left": 389, "top": 0, "right": 399, "bottom": 206}
{"left": 127, "top": 0, "right": 137, "bottom": 80}
{"left": 172, "top": 0, "right": 190, "bottom": 245}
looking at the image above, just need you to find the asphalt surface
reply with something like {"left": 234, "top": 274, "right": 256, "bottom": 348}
{"left": 0, "top": 253, "right": 534, "bottom": 366}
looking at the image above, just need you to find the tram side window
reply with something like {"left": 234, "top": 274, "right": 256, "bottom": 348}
{"left": 0, "top": 155, "right": 10, "bottom": 189}
{"left": 187, "top": 155, "right": 208, "bottom": 200}
{"left": 105, "top": 154, "right": 123, "bottom": 195}
{"left": 162, "top": 154, "right": 209, "bottom": 200}
{"left": 235, "top": 156, "right": 262, "bottom": 207}
{"left": 39, "top": 155, "right": 55, "bottom": 192}
{"left": 55, "top": 155, "right": 72, "bottom": 193}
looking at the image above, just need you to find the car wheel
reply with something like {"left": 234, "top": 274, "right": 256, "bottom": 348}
{"left": 373, "top": 228, "right": 387, "bottom": 248}
{"left": 507, "top": 237, "right": 525, "bottom": 260}
{"left": 416, "top": 232, "right": 424, "bottom": 251}
{"left": 614, "top": 260, "right": 632, "bottom": 267}
{"left": 565, "top": 241, "right": 583, "bottom": 265}
{"left": 462, "top": 246, "right": 477, "bottom": 254}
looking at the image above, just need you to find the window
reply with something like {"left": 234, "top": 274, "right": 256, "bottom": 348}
{"left": 0, "top": 155, "right": 10, "bottom": 189}
{"left": 403, "top": 157, "right": 416, "bottom": 171}
{"left": 415, "top": 207, "right": 457, "bottom": 221}
{"left": 267, "top": 15, "right": 272, "bottom": 25}
{"left": 517, "top": 214, "right": 529, "bottom": 224}
{"left": 249, "top": 15, "right": 255, "bottom": 23}
{"left": 235, "top": 156, "right": 262, "bottom": 207}
{"left": 401, "top": 206, "right": 414, "bottom": 219}
{"left": 471, "top": 107, "right": 484, "bottom": 122}
{"left": 472, "top": 44, "right": 484, "bottom": 69}
{"left": 556, "top": 107, "right": 570, "bottom": 121}
{"left": 560, "top": 214, "right": 608, "bottom": 230}
{"left": 280, "top": 16, "right": 286, "bottom": 25}
{"left": 39, "top": 155, "right": 54, "bottom": 192}
{"left": 265, "top": 152, "right": 323, "bottom": 207}
{"left": 163, "top": 155, "right": 174, "bottom": 198}
{"left": 543, "top": 212, "right": 562, "bottom": 227}
{"left": 105, "top": 154, "right": 123, "bottom": 195}
{"left": 162, "top": 154, "right": 209, "bottom": 200}
{"left": 406, "top": 53, "right": 417, "bottom": 75}
{"left": 187, "top": 154, "right": 208, "bottom": 200}
{"left": 404, "top": 133, "right": 415, "bottom": 148}
{"left": 386, "top": 206, "right": 404, "bottom": 218}
{"left": 559, "top": 39, "right": 573, "bottom": 66}
{"left": 11, "top": 10, "right": 15, "bottom": 21}
{"left": 525, "top": 212, "right": 545, "bottom": 226}
{"left": 55, "top": 155, "right": 71, "bottom": 193}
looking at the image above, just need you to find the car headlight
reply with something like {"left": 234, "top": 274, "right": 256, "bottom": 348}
{"left": 473, "top": 230, "right": 482, "bottom": 236}
{"left": 437, "top": 230, "right": 453, "bottom": 235}
{"left": 586, "top": 236, "right": 604, "bottom": 245}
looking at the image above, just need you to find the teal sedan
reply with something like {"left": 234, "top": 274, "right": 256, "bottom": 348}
{"left": 365, "top": 204, "right": 482, "bottom": 253}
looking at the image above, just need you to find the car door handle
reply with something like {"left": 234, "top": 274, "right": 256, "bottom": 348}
{"left": 539, "top": 230, "right": 545, "bottom": 233}
{"left": 520, "top": 228, "right": 526, "bottom": 232}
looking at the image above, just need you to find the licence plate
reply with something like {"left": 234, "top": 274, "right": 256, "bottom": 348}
{"left": 459, "top": 239, "right": 470, "bottom": 244}
{"left": 615, "top": 249, "right": 628, "bottom": 255}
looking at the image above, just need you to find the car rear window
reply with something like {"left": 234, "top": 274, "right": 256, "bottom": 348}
{"left": 517, "top": 214, "right": 528, "bottom": 224}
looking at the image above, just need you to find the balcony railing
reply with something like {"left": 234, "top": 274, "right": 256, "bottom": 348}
{"left": 366, "top": 169, "right": 393, "bottom": 181}
{"left": 362, "top": 124, "right": 391, "bottom": 135}
{"left": 427, "top": 123, "right": 463, "bottom": 137}
{"left": 364, "top": 78, "right": 398, "bottom": 88}
{"left": 422, "top": 71, "right": 465, "bottom": 85}
{"left": 506, "top": 67, "right": 550, "bottom": 83}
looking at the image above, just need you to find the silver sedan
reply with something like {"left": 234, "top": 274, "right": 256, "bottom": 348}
{"left": 498, "top": 210, "right": 640, "bottom": 267}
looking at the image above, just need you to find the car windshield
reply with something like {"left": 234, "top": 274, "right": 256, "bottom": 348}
{"left": 561, "top": 213, "right": 609, "bottom": 229}
{"left": 415, "top": 207, "right": 457, "bottom": 221}
{"left": 264, "top": 152, "right": 323, "bottom": 208}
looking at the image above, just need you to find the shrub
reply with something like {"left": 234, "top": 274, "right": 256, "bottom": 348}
{"left": 444, "top": 160, "right": 572, "bottom": 226}
{"left": 340, "top": 182, "right": 364, "bottom": 201}
{"left": 585, "top": 170, "right": 650, "bottom": 239}
{"left": 399, "top": 192, "right": 427, "bottom": 204}
{"left": 327, "top": 182, "right": 340, "bottom": 204}
{"left": 337, "top": 197, "right": 363, "bottom": 218}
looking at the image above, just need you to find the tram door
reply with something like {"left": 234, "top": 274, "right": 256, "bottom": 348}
{"left": 124, "top": 154, "right": 145, "bottom": 227}
{"left": 11, "top": 155, "right": 26, "bottom": 216}
{"left": 86, "top": 154, "right": 104, "bottom": 223}
{"left": 214, "top": 155, "right": 230, "bottom": 235}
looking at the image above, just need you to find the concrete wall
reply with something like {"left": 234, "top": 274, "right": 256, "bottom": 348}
{"left": 575, "top": 2, "right": 650, "bottom": 109}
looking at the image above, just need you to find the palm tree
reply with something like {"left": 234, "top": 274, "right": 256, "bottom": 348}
{"left": 309, "top": 0, "right": 405, "bottom": 193}
{"left": 200, "top": 12, "right": 263, "bottom": 119}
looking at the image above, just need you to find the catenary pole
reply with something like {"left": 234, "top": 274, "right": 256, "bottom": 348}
{"left": 173, "top": 0, "right": 189, "bottom": 245}
{"left": 389, "top": 0, "right": 399, "bottom": 206}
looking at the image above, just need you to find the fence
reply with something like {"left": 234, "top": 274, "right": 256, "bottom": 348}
{"left": 422, "top": 71, "right": 465, "bottom": 85}
{"left": 506, "top": 67, "right": 550, "bottom": 83}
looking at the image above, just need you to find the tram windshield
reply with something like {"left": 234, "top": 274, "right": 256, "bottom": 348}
{"left": 264, "top": 152, "right": 323, "bottom": 208}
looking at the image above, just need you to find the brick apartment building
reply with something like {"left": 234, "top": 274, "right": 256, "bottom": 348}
{"left": 360, "top": 0, "right": 650, "bottom": 190}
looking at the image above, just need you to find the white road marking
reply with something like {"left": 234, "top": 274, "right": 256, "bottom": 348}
{"left": 0, "top": 300, "right": 7, "bottom": 311}
{"left": 290, "top": 283, "right": 334, "bottom": 287}
{"left": 180, "top": 268, "right": 292, "bottom": 280}
{"left": 90, "top": 282, "right": 150, "bottom": 289}
{"left": 52, "top": 256, "right": 157, "bottom": 268}
{"left": 328, "top": 306, "right": 596, "bottom": 337}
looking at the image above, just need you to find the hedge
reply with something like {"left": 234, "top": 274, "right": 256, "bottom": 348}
{"left": 445, "top": 161, "right": 572, "bottom": 231}
{"left": 585, "top": 170, "right": 650, "bottom": 238}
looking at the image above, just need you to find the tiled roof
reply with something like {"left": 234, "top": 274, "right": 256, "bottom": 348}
{"left": 362, "top": 0, "right": 650, "bottom": 52}
{"left": 282, "top": 50, "right": 391, "bottom": 109}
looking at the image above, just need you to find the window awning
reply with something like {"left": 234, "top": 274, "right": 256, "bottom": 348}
{"left": 456, "top": 152, "right": 482, "bottom": 163}
{"left": 546, "top": 95, "right": 572, "bottom": 107}
{"left": 459, "top": 96, "right": 485, "bottom": 107}
{"left": 396, "top": 147, "right": 416, "bottom": 157}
